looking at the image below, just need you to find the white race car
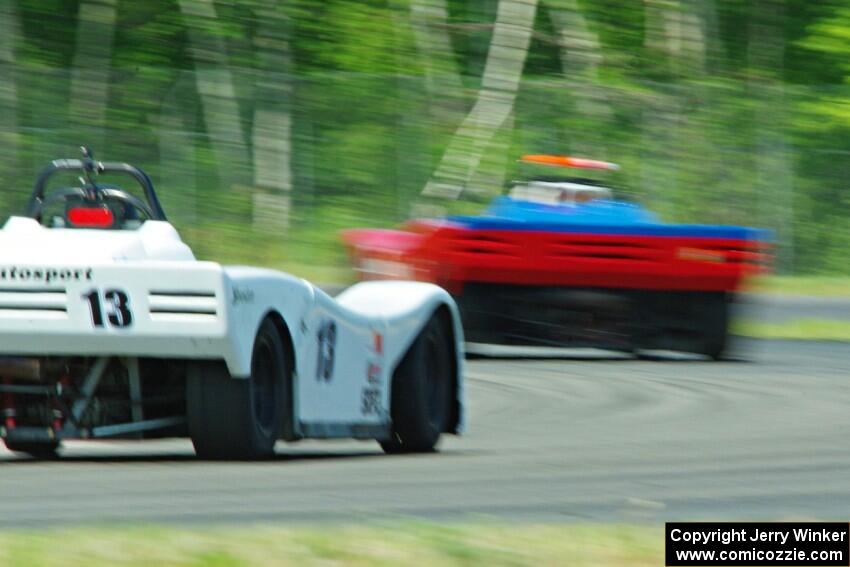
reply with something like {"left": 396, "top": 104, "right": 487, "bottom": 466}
{"left": 0, "top": 150, "right": 464, "bottom": 459}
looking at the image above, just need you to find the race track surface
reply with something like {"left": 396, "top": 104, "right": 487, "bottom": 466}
{"left": 2, "top": 338, "right": 849, "bottom": 528}
{"left": 741, "top": 293, "right": 850, "bottom": 323}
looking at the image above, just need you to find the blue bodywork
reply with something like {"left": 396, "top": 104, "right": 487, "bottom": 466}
{"left": 447, "top": 196, "right": 770, "bottom": 240}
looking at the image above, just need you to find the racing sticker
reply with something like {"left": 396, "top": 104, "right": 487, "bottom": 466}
{"left": 361, "top": 331, "right": 385, "bottom": 415}
{"left": 372, "top": 331, "right": 383, "bottom": 355}
{"left": 231, "top": 287, "right": 255, "bottom": 306}
{"left": 361, "top": 361, "right": 383, "bottom": 416}
{"left": 315, "top": 319, "right": 337, "bottom": 381}
{"left": 0, "top": 266, "right": 92, "bottom": 283}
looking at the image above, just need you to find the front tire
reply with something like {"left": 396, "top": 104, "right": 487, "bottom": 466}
{"left": 187, "top": 318, "right": 287, "bottom": 459}
{"left": 381, "top": 315, "right": 453, "bottom": 454}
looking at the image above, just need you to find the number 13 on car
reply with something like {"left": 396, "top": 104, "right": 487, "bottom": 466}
{"left": 83, "top": 288, "right": 133, "bottom": 328}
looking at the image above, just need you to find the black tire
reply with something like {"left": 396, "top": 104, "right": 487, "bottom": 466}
{"left": 702, "top": 293, "right": 730, "bottom": 360}
{"left": 3, "top": 440, "right": 60, "bottom": 459}
{"left": 381, "top": 315, "right": 453, "bottom": 454}
{"left": 187, "top": 318, "right": 287, "bottom": 459}
{"left": 632, "top": 290, "right": 731, "bottom": 360}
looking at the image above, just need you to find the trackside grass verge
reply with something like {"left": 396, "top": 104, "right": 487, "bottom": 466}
{"left": 0, "top": 523, "right": 661, "bottom": 567}
{"left": 747, "top": 276, "right": 850, "bottom": 297}
{"left": 733, "top": 318, "right": 850, "bottom": 341}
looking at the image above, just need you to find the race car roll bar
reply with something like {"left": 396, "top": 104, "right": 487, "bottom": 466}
{"left": 25, "top": 148, "right": 167, "bottom": 221}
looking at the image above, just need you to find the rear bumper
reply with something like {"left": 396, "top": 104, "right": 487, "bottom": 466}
{"left": 347, "top": 226, "right": 771, "bottom": 292}
{"left": 0, "top": 261, "right": 236, "bottom": 363}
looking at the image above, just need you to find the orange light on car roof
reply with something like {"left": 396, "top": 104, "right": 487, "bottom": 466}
{"left": 520, "top": 155, "right": 620, "bottom": 171}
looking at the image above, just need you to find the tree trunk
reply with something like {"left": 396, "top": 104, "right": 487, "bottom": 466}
{"left": 422, "top": 0, "right": 539, "bottom": 200}
{"left": 749, "top": 0, "right": 793, "bottom": 272}
{"left": 644, "top": 0, "right": 706, "bottom": 75}
{"left": 640, "top": 0, "right": 681, "bottom": 213}
{"left": 695, "top": 0, "right": 723, "bottom": 74}
{"left": 69, "top": 0, "right": 117, "bottom": 150}
{"left": 410, "top": 0, "right": 464, "bottom": 119}
{"left": 639, "top": 0, "right": 714, "bottom": 216}
{"left": 159, "top": 72, "right": 199, "bottom": 223}
{"left": 549, "top": 0, "right": 612, "bottom": 147}
{"left": 178, "top": 0, "right": 250, "bottom": 188}
{"left": 250, "top": 1, "right": 294, "bottom": 232}
{"left": 465, "top": 110, "right": 513, "bottom": 196}
{"left": 0, "top": 1, "right": 20, "bottom": 175}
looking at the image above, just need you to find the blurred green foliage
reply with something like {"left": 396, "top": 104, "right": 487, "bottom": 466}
{"left": 1, "top": 0, "right": 850, "bottom": 277}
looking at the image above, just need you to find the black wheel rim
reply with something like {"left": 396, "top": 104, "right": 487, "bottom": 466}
{"left": 252, "top": 337, "right": 277, "bottom": 436}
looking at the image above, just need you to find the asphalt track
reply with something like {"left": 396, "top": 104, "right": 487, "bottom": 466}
{"left": 742, "top": 293, "right": 850, "bottom": 323}
{"left": 1, "top": 337, "right": 849, "bottom": 528}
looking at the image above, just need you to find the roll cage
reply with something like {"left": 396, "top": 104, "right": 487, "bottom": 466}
{"left": 24, "top": 147, "right": 167, "bottom": 224}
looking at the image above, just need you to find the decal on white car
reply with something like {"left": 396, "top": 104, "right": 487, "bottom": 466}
{"left": 83, "top": 288, "right": 133, "bottom": 328}
{"left": 315, "top": 319, "right": 337, "bottom": 381}
{"left": 0, "top": 265, "right": 93, "bottom": 283}
{"left": 231, "top": 287, "right": 254, "bottom": 305}
{"left": 361, "top": 360, "right": 383, "bottom": 416}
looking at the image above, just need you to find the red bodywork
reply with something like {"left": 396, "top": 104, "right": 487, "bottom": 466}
{"left": 342, "top": 220, "right": 771, "bottom": 294}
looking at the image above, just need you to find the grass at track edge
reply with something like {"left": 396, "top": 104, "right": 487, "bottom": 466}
{"left": 733, "top": 318, "right": 850, "bottom": 341}
{"left": 746, "top": 276, "right": 850, "bottom": 297}
{"left": 0, "top": 523, "right": 662, "bottom": 567}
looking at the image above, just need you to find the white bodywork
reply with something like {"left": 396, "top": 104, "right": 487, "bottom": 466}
{"left": 0, "top": 217, "right": 464, "bottom": 436}
{"left": 509, "top": 180, "right": 612, "bottom": 205}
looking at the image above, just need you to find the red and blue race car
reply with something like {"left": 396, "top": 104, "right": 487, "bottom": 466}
{"left": 343, "top": 155, "right": 771, "bottom": 359}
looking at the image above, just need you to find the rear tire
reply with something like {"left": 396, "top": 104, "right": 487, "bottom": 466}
{"left": 3, "top": 440, "right": 60, "bottom": 459}
{"left": 187, "top": 318, "right": 287, "bottom": 459}
{"left": 381, "top": 315, "right": 453, "bottom": 454}
{"left": 701, "top": 293, "right": 730, "bottom": 360}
